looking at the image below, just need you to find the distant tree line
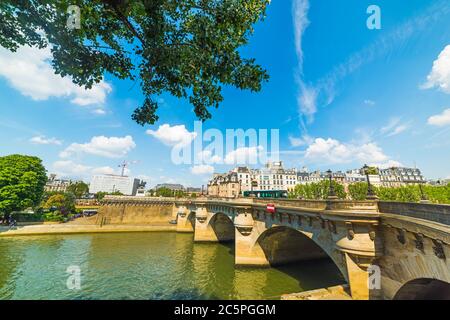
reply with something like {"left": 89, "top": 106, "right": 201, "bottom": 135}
{"left": 288, "top": 181, "right": 346, "bottom": 200}
{"left": 147, "top": 187, "right": 198, "bottom": 198}
{"left": 289, "top": 181, "right": 450, "bottom": 204}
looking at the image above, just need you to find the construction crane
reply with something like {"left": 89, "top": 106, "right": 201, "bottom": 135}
{"left": 118, "top": 160, "right": 139, "bottom": 177}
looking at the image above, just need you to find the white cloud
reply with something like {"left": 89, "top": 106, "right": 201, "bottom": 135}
{"left": 30, "top": 135, "right": 62, "bottom": 145}
{"left": 52, "top": 161, "right": 133, "bottom": 180}
{"left": 198, "top": 150, "right": 222, "bottom": 164}
{"left": 364, "top": 100, "right": 376, "bottom": 106}
{"left": 60, "top": 135, "right": 136, "bottom": 158}
{"left": 53, "top": 160, "right": 92, "bottom": 177}
{"left": 380, "top": 118, "right": 410, "bottom": 137}
{"left": 224, "top": 146, "right": 264, "bottom": 165}
{"left": 428, "top": 108, "right": 450, "bottom": 126}
{"left": 289, "top": 134, "right": 313, "bottom": 147}
{"left": 92, "top": 108, "right": 107, "bottom": 115}
{"left": 422, "top": 45, "right": 450, "bottom": 94}
{"left": 369, "top": 159, "right": 403, "bottom": 169}
{"left": 387, "top": 125, "right": 408, "bottom": 137}
{"left": 0, "top": 45, "right": 112, "bottom": 106}
{"left": 146, "top": 124, "right": 197, "bottom": 147}
{"left": 304, "top": 137, "right": 397, "bottom": 166}
{"left": 191, "top": 165, "right": 215, "bottom": 175}
{"left": 292, "top": 0, "right": 318, "bottom": 122}
{"left": 293, "top": 0, "right": 310, "bottom": 73}
{"left": 297, "top": 82, "right": 318, "bottom": 121}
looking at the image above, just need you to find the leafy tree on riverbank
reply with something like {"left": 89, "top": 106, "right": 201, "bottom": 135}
{"left": 43, "top": 193, "right": 76, "bottom": 215}
{"left": 0, "top": 154, "right": 47, "bottom": 216}
{"left": 0, "top": 0, "right": 270, "bottom": 125}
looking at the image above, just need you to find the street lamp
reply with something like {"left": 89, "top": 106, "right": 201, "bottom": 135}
{"left": 362, "top": 164, "right": 378, "bottom": 200}
{"left": 326, "top": 169, "right": 338, "bottom": 200}
{"left": 419, "top": 183, "right": 431, "bottom": 204}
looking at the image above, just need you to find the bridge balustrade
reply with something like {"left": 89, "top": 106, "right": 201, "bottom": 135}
{"left": 378, "top": 201, "right": 450, "bottom": 225}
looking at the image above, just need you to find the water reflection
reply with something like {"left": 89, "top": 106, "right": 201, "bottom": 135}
{"left": 0, "top": 233, "right": 343, "bottom": 300}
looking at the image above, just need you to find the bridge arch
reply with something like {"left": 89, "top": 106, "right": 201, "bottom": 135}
{"left": 186, "top": 211, "right": 196, "bottom": 228}
{"left": 251, "top": 226, "right": 347, "bottom": 280}
{"left": 208, "top": 212, "right": 235, "bottom": 242}
{"left": 393, "top": 278, "right": 450, "bottom": 300}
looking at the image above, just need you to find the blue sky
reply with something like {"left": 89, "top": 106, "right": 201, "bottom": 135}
{"left": 0, "top": 0, "right": 449, "bottom": 188}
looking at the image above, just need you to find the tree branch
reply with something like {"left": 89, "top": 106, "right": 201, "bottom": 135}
{"left": 105, "top": 2, "right": 146, "bottom": 47}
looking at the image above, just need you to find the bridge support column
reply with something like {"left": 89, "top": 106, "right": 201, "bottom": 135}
{"left": 336, "top": 222, "right": 383, "bottom": 300}
{"left": 344, "top": 253, "right": 373, "bottom": 300}
{"left": 176, "top": 206, "right": 194, "bottom": 233}
{"left": 234, "top": 211, "right": 269, "bottom": 266}
{"left": 193, "top": 207, "right": 219, "bottom": 242}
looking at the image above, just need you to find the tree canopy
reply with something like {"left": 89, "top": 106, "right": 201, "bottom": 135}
{"left": 347, "top": 182, "right": 450, "bottom": 204}
{"left": 154, "top": 187, "right": 186, "bottom": 198}
{"left": 0, "top": 154, "right": 47, "bottom": 215}
{"left": 0, "top": 0, "right": 270, "bottom": 125}
{"left": 66, "top": 181, "right": 89, "bottom": 198}
{"left": 288, "top": 181, "right": 346, "bottom": 200}
{"left": 44, "top": 192, "right": 76, "bottom": 215}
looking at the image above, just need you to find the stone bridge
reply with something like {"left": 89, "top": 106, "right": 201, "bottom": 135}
{"left": 99, "top": 196, "right": 450, "bottom": 300}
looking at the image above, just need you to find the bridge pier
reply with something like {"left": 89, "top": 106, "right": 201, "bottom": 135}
{"left": 193, "top": 207, "right": 220, "bottom": 242}
{"left": 233, "top": 209, "right": 269, "bottom": 266}
{"left": 335, "top": 221, "right": 384, "bottom": 300}
{"left": 175, "top": 206, "right": 195, "bottom": 233}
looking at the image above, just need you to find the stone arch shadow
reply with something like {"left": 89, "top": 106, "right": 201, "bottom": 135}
{"left": 250, "top": 226, "right": 348, "bottom": 285}
{"left": 186, "top": 211, "right": 196, "bottom": 229}
{"left": 208, "top": 212, "right": 235, "bottom": 243}
{"left": 394, "top": 278, "right": 450, "bottom": 300}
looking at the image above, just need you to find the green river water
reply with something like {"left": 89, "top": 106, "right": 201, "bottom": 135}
{"left": 0, "top": 232, "right": 344, "bottom": 300}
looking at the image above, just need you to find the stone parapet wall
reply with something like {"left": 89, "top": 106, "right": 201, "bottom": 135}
{"left": 98, "top": 202, "right": 176, "bottom": 225}
{"left": 378, "top": 201, "right": 450, "bottom": 225}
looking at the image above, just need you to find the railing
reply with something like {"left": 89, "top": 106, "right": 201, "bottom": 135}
{"left": 378, "top": 201, "right": 450, "bottom": 225}
{"left": 253, "top": 198, "right": 327, "bottom": 210}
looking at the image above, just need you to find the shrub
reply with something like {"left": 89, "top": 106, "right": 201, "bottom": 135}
{"left": 43, "top": 211, "right": 64, "bottom": 222}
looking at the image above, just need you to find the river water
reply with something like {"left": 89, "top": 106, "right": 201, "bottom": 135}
{"left": 0, "top": 232, "right": 344, "bottom": 300}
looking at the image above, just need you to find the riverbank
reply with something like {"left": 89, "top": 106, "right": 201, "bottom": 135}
{"left": 0, "top": 222, "right": 177, "bottom": 237}
{"left": 281, "top": 284, "right": 352, "bottom": 300}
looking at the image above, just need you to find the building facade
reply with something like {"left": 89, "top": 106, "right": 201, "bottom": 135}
{"left": 379, "top": 167, "right": 425, "bottom": 187}
{"left": 252, "top": 161, "right": 297, "bottom": 192}
{"left": 207, "top": 161, "right": 298, "bottom": 197}
{"left": 207, "top": 165, "right": 428, "bottom": 198}
{"left": 345, "top": 169, "right": 367, "bottom": 184}
{"left": 89, "top": 175, "right": 141, "bottom": 196}
{"left": 207, "top": 172, "right": 240, "bottom": 198}
{"left": 44, "top": 174, "right": 73, "bottom": 193}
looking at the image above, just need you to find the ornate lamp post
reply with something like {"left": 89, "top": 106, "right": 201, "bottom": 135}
{"left": 419, "top": 183, "right": 431, "bottom": 204}
{"left": 363, "top": 164, "right": 378, "bottom": 200}
{"left": 326, "top": 169, "right": 338, "bottom": 200}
